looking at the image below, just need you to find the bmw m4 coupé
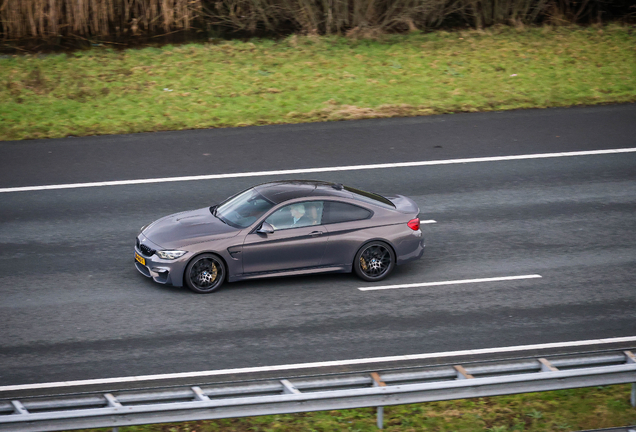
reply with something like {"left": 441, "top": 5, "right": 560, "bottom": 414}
{"left": 134, "top": 181, "right": 424, "bottom": 293}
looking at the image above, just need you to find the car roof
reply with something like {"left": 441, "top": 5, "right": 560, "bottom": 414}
{"left": 253, "top": 180, "right": 353, "bottom": 204}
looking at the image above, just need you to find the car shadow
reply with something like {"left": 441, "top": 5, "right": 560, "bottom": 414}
{"left": 132, "top": 260, "right": 421, "bottom": 295}
{"left": 227, "top": 272, "right": 354, "bottom": 292}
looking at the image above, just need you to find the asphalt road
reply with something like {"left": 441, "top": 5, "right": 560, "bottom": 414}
{"left": 1, "top": 104, "right": 635, "bottom": 389}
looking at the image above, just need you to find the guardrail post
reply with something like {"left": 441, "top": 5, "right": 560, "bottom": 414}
{"left": 370, "top": 372, "right": 386, "bottom": 429}
{"left": 625, "top": 351, "right": 636, "bottom": 407}
{"left": 104, "top": 394, "right": 122, "bottom": 408}
{"left": 105, "top": 394, "right": 121, "bottom": 432}
{"left": 280, "top": 380, "right": 301, "bottom": 395}
{"left": 10, "top": 401, "right": 28, "bottom": 416}
{"left": 453, "top": 365, "right": 475, "bottom": 379}
{"left": 191, "top": 386, "right": 210, "bottom": 401}
{"left": 538, "top": 358, "right": 558, "bottom": 372}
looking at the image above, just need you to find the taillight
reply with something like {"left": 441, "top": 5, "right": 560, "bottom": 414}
{"left": 407, "top": 218, "right": 420, "bottom": 231}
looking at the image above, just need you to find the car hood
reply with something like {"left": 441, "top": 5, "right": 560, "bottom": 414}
{"left": 141, "top": 207, "right": 239, "bottom": 248}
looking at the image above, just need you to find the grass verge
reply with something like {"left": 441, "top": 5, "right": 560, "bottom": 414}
{"left": 1, "top": 24, "right": 635, "bottom": 141}
{"left": 76, "top": 384, "right": 636, "bottom": 432}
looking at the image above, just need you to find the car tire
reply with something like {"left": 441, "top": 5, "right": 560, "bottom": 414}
{"left": 354, "top": 241, "right": 395, "bottom": 282}
{"left": 184, "top": 253, "right": 226, "bottom": 294}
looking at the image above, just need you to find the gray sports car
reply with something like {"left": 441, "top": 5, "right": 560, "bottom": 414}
{"left": 134, "top": 181, "right": 424, "bottom": 293}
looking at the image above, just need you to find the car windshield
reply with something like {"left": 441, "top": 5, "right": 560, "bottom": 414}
{"left": 214, "top": 188, "right": 275, "bottom": 228}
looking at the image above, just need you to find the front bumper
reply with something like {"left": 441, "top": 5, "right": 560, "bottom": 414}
{"left": 134, "top": 235, "right": 188, "bottom": 287}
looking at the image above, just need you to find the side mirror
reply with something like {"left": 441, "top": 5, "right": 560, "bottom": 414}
{"left": 256, "top": 221, "right": 275, "bottom": 234}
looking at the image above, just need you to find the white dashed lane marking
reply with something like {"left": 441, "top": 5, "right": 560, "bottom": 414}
{"left": 358, "top": 274, "right": 543, "bottom": 291}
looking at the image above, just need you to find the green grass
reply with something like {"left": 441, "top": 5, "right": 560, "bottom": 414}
{"left": 76, "top": 385, "right": 636, "bottom": 432}
{"left": 1, "top": 24, "right": 635, "bottom": 141}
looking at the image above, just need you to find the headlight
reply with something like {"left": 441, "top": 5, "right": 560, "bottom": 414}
{"left": 156, "top": 250, "right": 187, "bottom": 260}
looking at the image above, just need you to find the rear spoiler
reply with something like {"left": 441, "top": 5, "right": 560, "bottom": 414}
{"left": 385, "top": 194, "right": 420, "bottom": 215}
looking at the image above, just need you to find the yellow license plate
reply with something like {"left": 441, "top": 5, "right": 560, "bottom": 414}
{"left": 135, "top": 252, "right": 145, "bottom": 265}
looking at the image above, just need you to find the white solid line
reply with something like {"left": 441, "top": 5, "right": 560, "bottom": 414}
{"left": 420, "top": 220, "right": 437, "bottom": 224}
{"left": 1, "top": 147, "right": 635, "bottom": 193}
{"left": 358, "top": 274, "right": 542, "bottom": 291}
{"left": 2, "top": 335, "right": 635, "bottom": 393}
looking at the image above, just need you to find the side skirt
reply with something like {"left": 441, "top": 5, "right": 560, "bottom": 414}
{"left": 228, "top": 265, "right": 351, "bottom": 282}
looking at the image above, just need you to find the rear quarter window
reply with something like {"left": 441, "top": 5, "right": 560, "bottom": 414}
{"left": 323, "top": 201, "right": 372, "bottom": 224}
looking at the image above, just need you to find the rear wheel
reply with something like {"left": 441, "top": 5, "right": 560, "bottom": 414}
{"left": 185, "top": 254, "right": 225, "bottom": 294}
{"left": 354, "top": 241, "right": 395, "bottom": 282}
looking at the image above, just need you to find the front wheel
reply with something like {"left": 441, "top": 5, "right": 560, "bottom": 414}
{"left": 354, "top": 241, "right": 395, "bottom": 282}
{"left": 185, "top": 254, "right": 226, "bottom": 294}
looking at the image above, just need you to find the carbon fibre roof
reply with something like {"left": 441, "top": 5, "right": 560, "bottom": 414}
{"left": 253, "top": 180, "right": 353, "bottom": 204}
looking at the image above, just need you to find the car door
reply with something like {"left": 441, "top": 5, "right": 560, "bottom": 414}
{"left": 241, "top": 201, "right": 328, "bottom": 274}
{"left": 321, "top": 201, "right": 374, "bottom": 267}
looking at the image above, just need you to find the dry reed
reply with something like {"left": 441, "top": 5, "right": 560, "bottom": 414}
{"left": 0, "top": 0, "right": 630, "bottom": 40}
{"left": 201, "top": 0, "right": 630, "bottom": 35}
{"left": 0, "top": 0, "right": 202, "bottom": 40}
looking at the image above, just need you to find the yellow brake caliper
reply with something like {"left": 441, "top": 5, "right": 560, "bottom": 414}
{"left": 360, "top": 257, "right": 368, "bottom": 271}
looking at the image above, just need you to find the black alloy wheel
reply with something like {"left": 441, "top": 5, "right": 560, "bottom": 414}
{"left": 354, "top": 241, "right": 395, "bottom": 282}
{"left": 185, "top": 254, "right": 226, "bottom": 293}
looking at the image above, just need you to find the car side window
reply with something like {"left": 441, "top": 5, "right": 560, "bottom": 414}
{"left": 265, "top": 201, "right": 324, "bottom": 230}
{"left": 323, "top": 201, "right": 372, "bottom": 224}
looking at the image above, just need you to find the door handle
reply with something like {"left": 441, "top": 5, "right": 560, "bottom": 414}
{"left": 310, "top": 231, "right": 324, "bottom": 237}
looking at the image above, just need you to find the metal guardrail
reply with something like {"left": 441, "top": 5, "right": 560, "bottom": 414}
{"left": 1, "top": 350, "right": 635, "bottom": 432}
{"left": 577, "top": 427, "right": 636, "bottom": 432}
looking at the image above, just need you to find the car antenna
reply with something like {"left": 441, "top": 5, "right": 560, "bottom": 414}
{"left": 332, "top": 183, "right": 344, "bottom": 190}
